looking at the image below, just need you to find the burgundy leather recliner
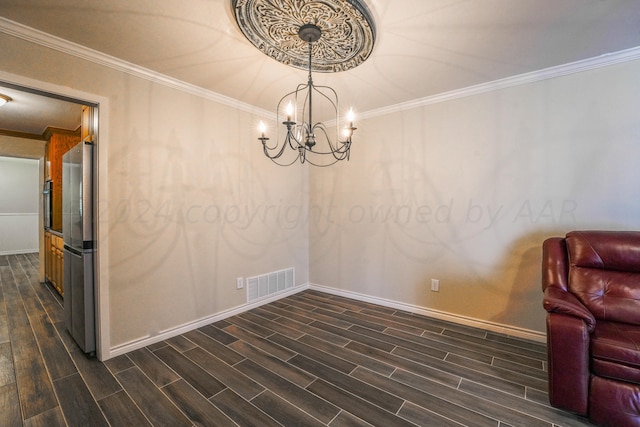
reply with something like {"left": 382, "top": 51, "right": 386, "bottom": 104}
{"left": 542, "top": 230, "right": 640, "bottom": 427}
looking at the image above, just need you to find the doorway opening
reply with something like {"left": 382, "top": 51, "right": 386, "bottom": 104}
{"left": 0, "top": 80, "right": 101, "bottom": 357}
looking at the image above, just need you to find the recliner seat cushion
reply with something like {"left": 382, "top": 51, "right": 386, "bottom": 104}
{"left": 592, "top": 320, "right": 640, "bottom": 385}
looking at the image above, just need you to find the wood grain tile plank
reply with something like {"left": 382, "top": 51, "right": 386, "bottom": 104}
{"left": 391, "top": 310, "right": 483, "bottom": 337}
{"left": 184, "top": 346, "right": 264, "bottom": 400}
{"left": 0, "top": 342, "right": 16, "bottom": 387}
{"left": 485, "top": 331, "right": 547, "bottom": 353}
{"left": 236, "top": 358, "right": 340, "bottom": 424}
{"left": 116, "top": 366, "right": 192, "bottom": 427}
{"left": 352, "top": 367, "right": 501, "bottom": 427}
{"left": 223, "top": 323, "right": 297, "bottom": 361}
{"left": 299, "top": 291, "right": 370, "bottom": 312}
{"left": 313, "top": 308, "right": 388, "bottom": 332}
{"left": 210, "top": 388, "right": 281, "bottom": 427}
{"left": 27, "top": 310, "right": 77, "bottom": 381}
{"left": 290, "top": 354, "right": 404, "bottom": 413}
{"left": 228, "top": 340, "right": 316, "bottom": 388}
{"left": 328, "top": 410, "right": 373, "bottom": 427}
{"left": 197, "top": 324, "right": 239, "bottom": 345}
{"left": 52, "top": 372, "right": 109, "bottom": 427}
{"left": 54, "top": 320, "right": 122, "bottom": 400}
{"left": 279, "top": 296, "right": 324, "bottom": 312}
{"left": 272, "top": 299, "right": 354, "bottom": 327}
{"left": 103, "top": 354, "right": 135, "bottom": 375}
{"left": 314, "top": 293, "right": 398, "bottom": 315}
{"left": 342, "top": 309, "right": 426, "bottom": 335}
{"left": 277, "top": 317, "right": 352, "bottom": 346}
{"left": 359, "top": 308, "right": 445, "bottom": 334}
{"left": 306, "top": 378, "right": 416, "bottom": 427}
{"left": 444, "top": 329, "right": 547, "bottom": 361}
{"left": 392, "top": 346, "right": 526, "bottom": 397}
{"left": 182, "top": 329, "right": 245, "bottom": 365}
{"left": 310, "top": 321, "right": 397, "bottom": 352}
{"left": 22, "top": 407, "right": 66, "bottom": 427}
{"left": 252, "top": 389, "right": 326, "bottom": 427}
{"left": 353, "top": 325, "right": 477, "bottom": 361}
{"left": 344, "top": 341, "right": 461, "bottom": 388}
{"left": 0, "top": 382, "right": 22, "bottom": 427}
{"left": 162, "top": 379, "right": 236, "bottom": 426}
{"left": 290, "top": 293, "right": 348, "bottom": 313}
{"left": 445, "top": 353, "right": 547, "bottom": 391}
{"left": 126, "top": 347, "right": 181, "bottom": 387}
{"left": 492, "top": 356, "right": 547, "bottom": 380}
{"left": 4, "top": 274, "right": 58, "bottom": 419}
{"left": 269, "top": 333, "right": 357, "bottom": 374}
{"left": 225, "top": 314, "right": 275, "bottom": 337}
{"left": 388, "top": 368, "right": 551, "bottom": 427}
{"left": 258, "top": 303, "right": 315, "bottom": 324}
{"left": 251, "top": 306, "right": 281, "bottom": 320}
{"left": 165, "top": 334, "right": 197, "bottom": 352}
{"left": 239, "top": 311, "right": 305, "bottom": 339}
{"left": 458, "top": 379, "right": 587, "bottom": 427}
{"left": 298, "top": 334, "right": 396, "bottom": 377}
{"left": 97, "top": 389, "right": 152, "bottom": 427}
{"left": 153, "top": 345, "right": 226, "bottom": 398}
{"left": 397, "top": 401, "right": 467, "bottom": 427}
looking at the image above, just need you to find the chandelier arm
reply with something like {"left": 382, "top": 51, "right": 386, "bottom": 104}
{"left": 309, "top": 126, "right": 350, "bottom": 161}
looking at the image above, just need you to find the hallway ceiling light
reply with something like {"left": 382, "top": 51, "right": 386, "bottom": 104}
{"left": 0, "top": 94, "right": 12, "bottom": 107}
{"left": 232, "top": 0, "right": 376, "bottom": 166}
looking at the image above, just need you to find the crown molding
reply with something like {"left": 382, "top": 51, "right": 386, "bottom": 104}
{"left": 361, "top": 46, "right": 640, "bottom": 120}
{"left": 0, "top": 128, "right": 46, "bottom": 140}
{"left": 0, "top": 17, "right": 272, "bottom": 118}
{"left": 2, "top": 16, "right": 639, "bottom": 122}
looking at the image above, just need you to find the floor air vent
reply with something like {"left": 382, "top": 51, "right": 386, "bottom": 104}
{"left": 246, "top": 267, "right": 295, "bottom": 302}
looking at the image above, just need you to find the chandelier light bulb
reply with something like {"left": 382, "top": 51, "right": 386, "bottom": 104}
{"left": 258, "top": 121, "right": 266, "bottom": 135}
{"left": 347, "top": 108, "right": 355, "bottom": 124}
{"left": 285, "top": 101, "right": 294, "bottom": 121}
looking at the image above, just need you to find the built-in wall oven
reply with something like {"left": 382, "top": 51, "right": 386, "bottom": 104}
{"left": 43, "top": 180, "right": 52, "bottom": 229}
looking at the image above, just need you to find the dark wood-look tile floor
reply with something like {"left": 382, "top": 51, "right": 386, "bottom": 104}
{"left": 0, "top": 253, "right": 593, "bottom": 426}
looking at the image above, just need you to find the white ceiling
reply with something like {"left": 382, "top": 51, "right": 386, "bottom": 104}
{"left": 1, "top": 0, "right": 639, "bottom": 134}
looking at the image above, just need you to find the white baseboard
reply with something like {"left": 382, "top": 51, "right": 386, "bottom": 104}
{"left": 107, "top": 283, "right": 310, "bottom": 359}
{"left": 0, "top": 249, "right": 38, "bottom": 256}
{"left": 309, "top": 283, "right": 546, "bottom": 344}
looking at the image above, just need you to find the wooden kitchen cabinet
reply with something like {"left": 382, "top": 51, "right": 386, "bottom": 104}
{"left": 44, "top": 230, "right": 64, "bottom": 296}
{"left": 44, "top": 127, "right": 80, "bottom": 232}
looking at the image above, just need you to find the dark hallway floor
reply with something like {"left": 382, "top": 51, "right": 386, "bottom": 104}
{"left": 0, "top": 253, "right": 591, "bottom": 426}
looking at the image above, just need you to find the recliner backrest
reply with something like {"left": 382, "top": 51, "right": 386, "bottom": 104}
{"left": 567, "top": 230, "right": 640, "bottom": 324}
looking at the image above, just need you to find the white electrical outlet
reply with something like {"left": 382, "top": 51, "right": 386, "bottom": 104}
{"left": 430, "top": 279, "right": 440, "bottom": 292}
{"left": 236, "top": 277, "right": 244, "bottom": 290}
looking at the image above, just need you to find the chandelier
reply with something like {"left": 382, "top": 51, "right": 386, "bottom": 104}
{"left": 259, "top": 24, "right": 356, "bottom": 166}
{"left": 231, "top": 0, "right": 376, "bottom": 166}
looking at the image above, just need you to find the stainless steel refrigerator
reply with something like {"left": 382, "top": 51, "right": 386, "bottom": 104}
{"left": 62, "top": 141, "right": 95, "bottom": 355}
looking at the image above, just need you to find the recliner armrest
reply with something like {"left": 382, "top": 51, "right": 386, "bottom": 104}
{"left": 542, "top": 237, "right": 569, "bottom": 291}
{"left": 543, "top": 286, "right": 596, "bottom": 332}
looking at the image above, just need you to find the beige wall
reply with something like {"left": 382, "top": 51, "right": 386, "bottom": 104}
{"left": 0, "top": 134, "right": 45, "bottom": 159}
{"left": 0, "top": 32, "right": 309, "bottom": 356}
{"left": 0, "top": 156, "right": 40, "bottom": 254}
{"left": 3, "top": 27, "right": 639, "bottom": 352}
{"left": 309, "top": 59, "right": 640, "bottom": 334}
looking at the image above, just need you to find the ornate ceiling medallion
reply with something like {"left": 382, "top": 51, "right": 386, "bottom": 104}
{"left": 232, "top": 0, "right": 376, "bottom": 72}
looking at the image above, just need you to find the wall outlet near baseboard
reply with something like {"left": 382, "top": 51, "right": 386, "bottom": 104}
{"left": 430, "top": 279, "right": 440, "bottom": 292}
{"left": 236, "top": 277, "right": 244, "bottom": 290}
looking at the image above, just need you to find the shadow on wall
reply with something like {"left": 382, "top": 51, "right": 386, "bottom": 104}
{"left": 488, "top": 229, "right": 568, "bottom": 332}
